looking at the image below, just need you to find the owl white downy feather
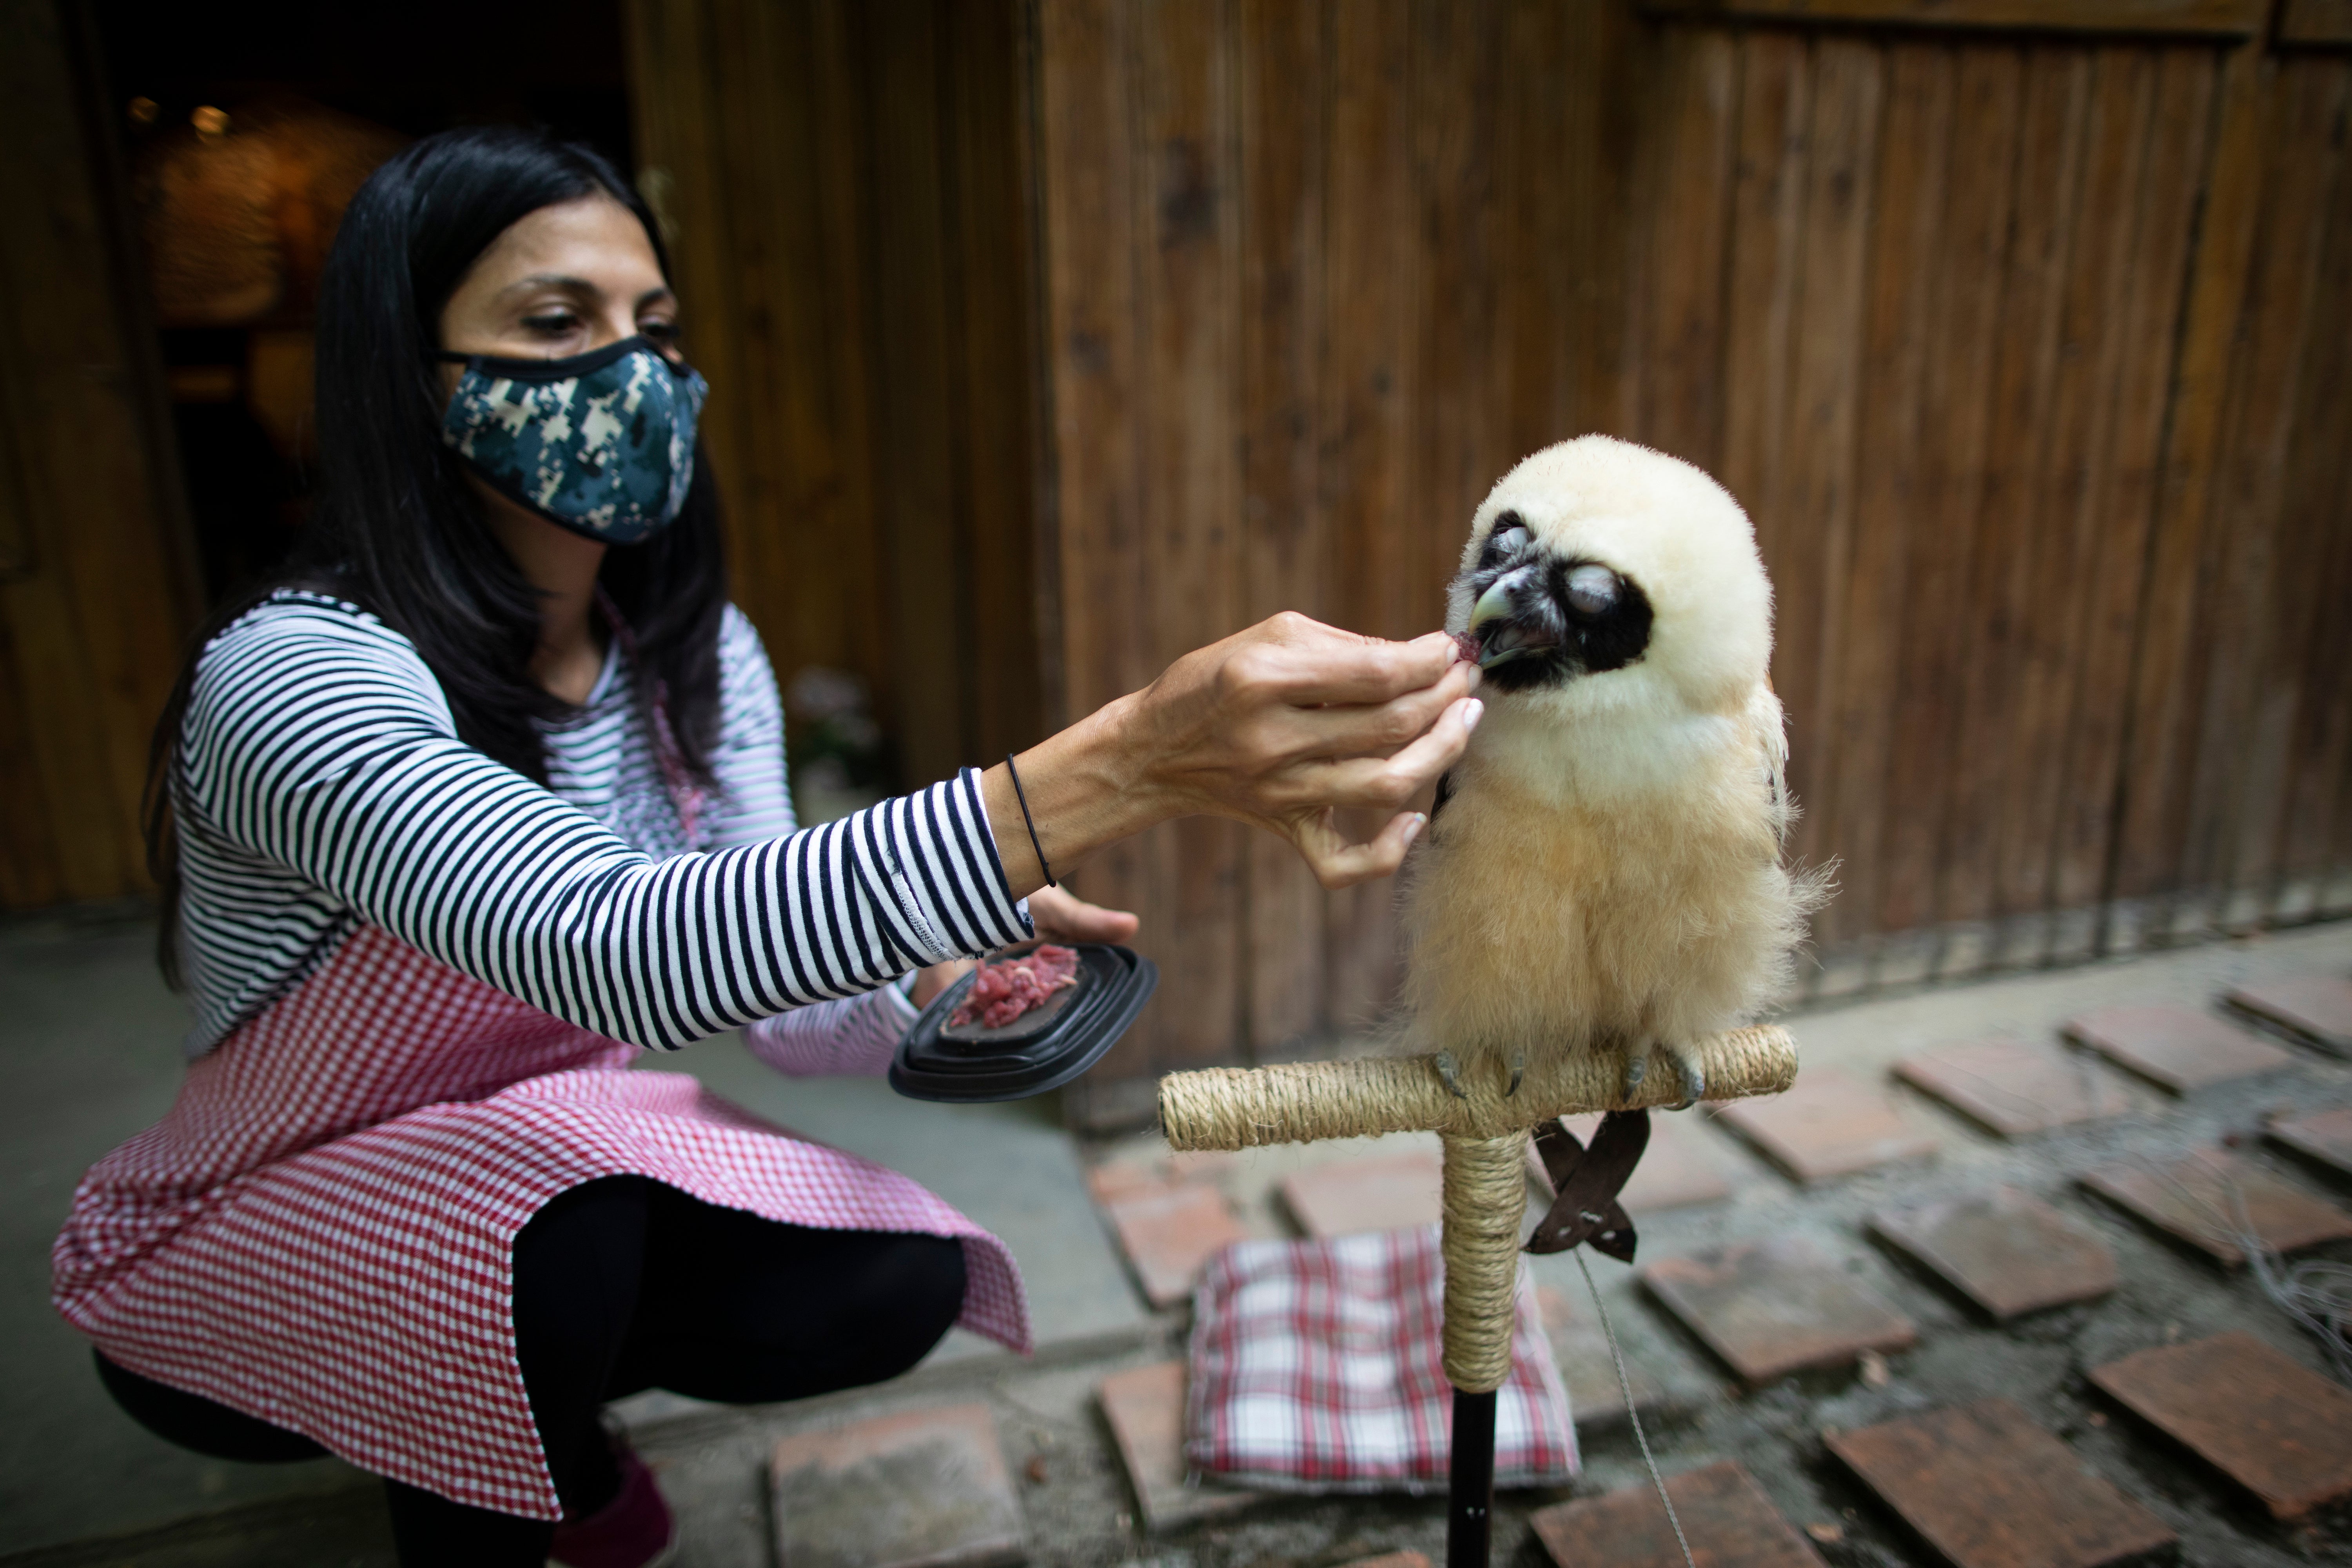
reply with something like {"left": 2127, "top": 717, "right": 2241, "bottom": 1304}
{"left": 1401, "top": 436, "right": 1825, "bottom": 1105}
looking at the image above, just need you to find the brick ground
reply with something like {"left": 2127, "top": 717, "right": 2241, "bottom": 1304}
{"left": 1712, "top": 1067, "right": 1939, "bottom": 1182}
{"left": 2090, "top": 1332, "right": 2352, "bottom": 1519}
{"left": 1867, "top": 1185, "right": 2118, "bottom": 1319}
{"left": 1278, "top": 1149, "right": 1443, "bottom": 1237}
{"left": 2080, "top": 1148, "right": 2352, "bottom": 1266}
{"left": 51, "top": 930, "right": 2352, "bottom": 1568}
{"left": 2268, "top": 1105, "right": 2352, "bottom": 1184}
{"left": 1098, "top": 1179, "right": 1249, "bottom": 1308}
{"left": 2227, "top": 973, "right": 2352, "bottom": 1054}
{"left": 1639, "top": 1237, "right": 1916, "bottom": 1385}
{"left": 1097, "top": 1361, "right": 1257, "bottom": 1533}
{"left": 1893, "top": 1037, "right": 2134, "bottom": 1138}
{"left": 768, "top": 1403, "right": 1026, "bottom": 1568}
{"left": 2065, "top": 1004, "right": 2298, "bottom": 1093}
{"left": 1530, "top": 1461, "right": 1824, "bottom": 1567}
{"left": 1825, "top": 1397, "right": 2175, "bottom": 1566}
{"left": 1535, "top": 1284, "right": 1671, "bottom": 1431}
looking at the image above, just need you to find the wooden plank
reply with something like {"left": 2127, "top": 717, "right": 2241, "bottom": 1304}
{"left": 2000, "top": 46, "right": 2154, "bottom": 964}
{"left": 1134, "top": 0, "right": 1245, "bottom": 1068}
{"left": 1878, "top": 44, "right": 2021, "bottom": 940}
{"left": 2272, "top": 98, "right": 2352, "bottom": 915}
{"left": 2188, "top": 58, "right": 2351, "bottom": 930}
{"left": 1034, "top": 0, "right": 1158, "bottom": 1078}
{"left": 622, "top": 2, "right": 735, "bottom": 493}
{"left": 1718, "top": 30, "right": 1813, "bottom": 591}
{"left": 861, "top": 4, "right": 971, "bottom": 788}
{"left": 1773, "top": 35, "right": 1882, "bottom": 922}
{"left": 1493, "top": 0, "right": 1577, "bottom": 465}
{"left": 2055, "top": 47, "right": 2213, "bottom": 942}
{"left": 943, "top": 0, "right": 1046, "bottom": 765}
{"left": 2109, "top": 39, "right": 2267, "bottom": 911}
{"left": 1815, "top": 40, "right": 1951, "bottom": 952}
{"left": 1639, "top": 0, "right": 2266, "bottom": 35}
{"left": 1236, "top": 0, "right": 1329, "bottom": 1060}
{"left": 1940, "top": 47, "right": 2087, "bottom": 966}
{"left": 682, "top": 0, "right": 800, "bottom": 682}
{"left": 683, "top": 0, "right": 892, "bottom": 733}
{"left": 1410, "top": 0, "right": 1508, "bottom": 593}
{"left": 1633, "top": 25, "right": 1740, "bottom": 471}
{"left": 1318, "top": 0, "right": 1415, "bottom": 1031}
{"left": 0, "top": 608, "right": 63, "bottom": 907}
{"left": 2280, "top": 0, "right": 2352, "bottom": 45}
{"left": 1563, "top": 0, "right": 1651, "bottom": 440}
{"left": 805, "top": 2, "right": 894, "bottom": 735}
{"left": 0, "top": 0, "right": 198, "bottom": 904}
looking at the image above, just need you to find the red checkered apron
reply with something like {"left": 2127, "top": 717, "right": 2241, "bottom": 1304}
{"left": 51, "top": 922, "right": 1029, "bottom": 1519}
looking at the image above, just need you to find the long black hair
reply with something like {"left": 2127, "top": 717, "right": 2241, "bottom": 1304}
{"left": 146, "top": 125, "right": 729, "bottom": 985}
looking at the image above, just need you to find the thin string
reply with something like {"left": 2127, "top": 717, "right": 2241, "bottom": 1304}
{"left": 1576, "top": 1249, "right": 1695, "bottom": 1568}
{"left": 1004, "top": 752, "right": 1056, "bottom": 887}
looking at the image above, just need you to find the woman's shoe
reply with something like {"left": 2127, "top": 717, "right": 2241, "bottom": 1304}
{"left": 547, "top": 1446, "right": 677, "bottom": 1568}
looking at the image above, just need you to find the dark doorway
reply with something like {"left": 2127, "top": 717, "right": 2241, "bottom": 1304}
{"left": 89, "top": 0, "right": 633, "bottom": 603}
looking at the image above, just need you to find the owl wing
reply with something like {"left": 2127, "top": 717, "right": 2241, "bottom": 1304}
{"left": 1747, "top": 682, "right": 1792, "bottom": 845}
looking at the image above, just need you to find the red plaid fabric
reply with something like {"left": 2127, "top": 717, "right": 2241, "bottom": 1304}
{"left": 1183, "top": 1225, "right": 1575, "bottom": 1494}
{"left": 52, "top": 923, "right": 1029, "bottom": 1521}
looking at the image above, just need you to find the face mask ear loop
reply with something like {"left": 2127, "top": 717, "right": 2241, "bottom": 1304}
{"left": 594, "top": 586, "right": 708, "bottom": 851}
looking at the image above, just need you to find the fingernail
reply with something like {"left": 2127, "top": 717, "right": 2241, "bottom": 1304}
{"left": 1461, "top": 698, "right": 1485, "bottom": 733}
{"left": 1463, "top": 662, "right": 1483, "bottom": 692}
{"left": 1402, "top": 812, "right": 1428, "bottom": 848}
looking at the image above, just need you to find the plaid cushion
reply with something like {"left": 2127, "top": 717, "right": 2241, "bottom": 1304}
{"left": 1183, "top": 1225, "right": 1576, "bottom": 1494}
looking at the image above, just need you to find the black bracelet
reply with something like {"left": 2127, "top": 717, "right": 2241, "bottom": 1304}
{"left": 1005, "top": 752, "right": 1056, "bottom": 887}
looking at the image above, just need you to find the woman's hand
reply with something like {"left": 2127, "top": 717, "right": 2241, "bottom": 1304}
{"left": 905, "top": 887, "right": 1137, "bottom": 1008}
{"left": 1027, "top": 884, "right": 1139, "bottom": 944}
{"left": 909, "top": 958, "right": 975, "bottom": 1009}
{"left": 983, "top": 614, "right": 1483, "bottom": 896}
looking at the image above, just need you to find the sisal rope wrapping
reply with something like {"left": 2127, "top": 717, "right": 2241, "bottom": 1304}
{"left": 1439, "top": 1131, "right": 1531, "bottom": 1392}
{"left": 1156, "top": 1026, "right": 1797, "bottom": 1399}
{"left": 1157, "top": 1025, "right": 1795, "bottom": 1153}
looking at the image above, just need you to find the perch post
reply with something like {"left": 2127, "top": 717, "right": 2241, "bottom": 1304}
{"left": 1158, "top": 1025, "right": 1798, "bottom": 1568}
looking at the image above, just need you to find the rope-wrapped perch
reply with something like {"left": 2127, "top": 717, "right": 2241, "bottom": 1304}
{"left": 1155, "top": 1025, "right": 1798, "bottom": 1396}
{"left": 1439, "top": 1132, "right": 1530, "bottom": 1391}
{"left": 1157, "top": 1024, "right": 1797, "bottom": 1152}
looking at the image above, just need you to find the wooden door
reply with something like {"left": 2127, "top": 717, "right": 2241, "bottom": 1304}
{"left": 0, "top": 0, "right": 201, "bottom": 909}
{"left": 1027, "top": 0, "right": 2352, "bottom": 1115}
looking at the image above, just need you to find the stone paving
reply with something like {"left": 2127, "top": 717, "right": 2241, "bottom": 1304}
{"left": 7, "top": 920, "right": 2352, "bottom": 1567}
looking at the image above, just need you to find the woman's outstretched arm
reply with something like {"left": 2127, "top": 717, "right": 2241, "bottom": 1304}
{"left": 180, "top": 596, "right": 1475, "bottom": 1053}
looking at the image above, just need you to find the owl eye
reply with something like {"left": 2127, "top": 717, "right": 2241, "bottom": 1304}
{"left": 1489, "top": 521, "right": 1529, "bottom": 556}
{"left": 1566, "top": 564, "right": 1620, "bottom": 616}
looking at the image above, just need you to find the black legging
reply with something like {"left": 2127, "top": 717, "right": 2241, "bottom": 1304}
{"left": 96, "top": 1176, "right": 967, "bottom": 1564}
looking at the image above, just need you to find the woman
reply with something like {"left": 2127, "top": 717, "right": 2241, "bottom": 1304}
{"left": 53, "top": 127, "right": 1480, "bottom": 1566}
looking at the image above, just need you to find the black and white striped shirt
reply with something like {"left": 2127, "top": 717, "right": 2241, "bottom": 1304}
{"left": 175, "top": 591, "right": 1027, "bottom": 1056}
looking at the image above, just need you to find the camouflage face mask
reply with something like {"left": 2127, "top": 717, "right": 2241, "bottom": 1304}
{"left": 438, "top": 336, "right": 708, "bottom": 545}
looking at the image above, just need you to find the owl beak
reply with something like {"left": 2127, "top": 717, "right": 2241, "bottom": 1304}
{"left": 1468, "top": 576, "right": 1518, "bottom": 633}
{"left": 1468, "top": 567, "right": 1557, "bottom": 669}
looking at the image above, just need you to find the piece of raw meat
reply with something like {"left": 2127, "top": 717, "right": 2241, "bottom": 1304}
{"left": 949, "top": 944, "right": 1082, "bottom": 1030}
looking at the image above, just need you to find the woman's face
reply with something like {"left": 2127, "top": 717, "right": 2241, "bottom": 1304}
{"left": 437, "top": 194, "right": 680, "bottom": 369}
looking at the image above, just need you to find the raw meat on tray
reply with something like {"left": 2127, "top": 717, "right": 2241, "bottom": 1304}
{"left": 949, "top": 944, "right": 1082, "bottom": 1030}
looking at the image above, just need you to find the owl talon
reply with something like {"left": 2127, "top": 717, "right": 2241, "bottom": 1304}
{"left": 1658, "top": 1045, "right": 1705, "bottom": 1110}
{"left": 1435, "top": 1050, "right": 1470, "bottom": 1100}
{"left": 1621, "top": 1053, "right": 1648, "bottom": 1102}
{"left": 1505, "top": 1049, "right": 1524, "bottom": 1098}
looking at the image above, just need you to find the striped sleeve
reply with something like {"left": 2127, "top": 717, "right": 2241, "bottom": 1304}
{"left": 178, "top": 597, "right": 1029, "bottom": 1052}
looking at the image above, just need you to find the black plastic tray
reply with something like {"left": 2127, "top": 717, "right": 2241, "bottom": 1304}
{"left": 889, "top": 942, "right": 1158, "bottom": 1103}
